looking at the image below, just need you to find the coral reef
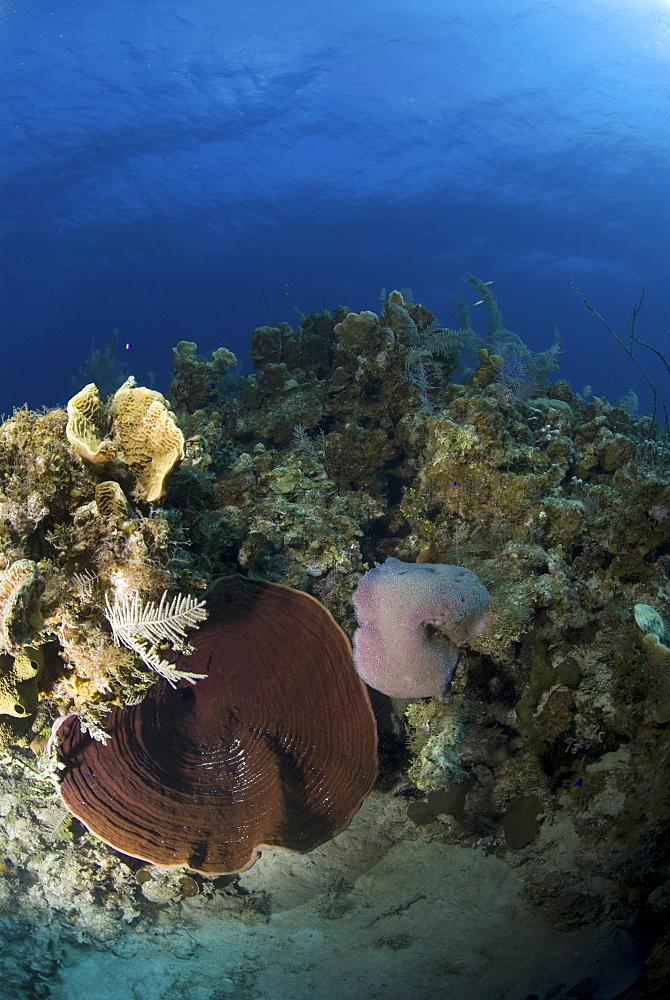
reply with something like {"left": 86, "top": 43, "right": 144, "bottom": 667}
{"left": 0, "top": 280, "right": 670, "bottom": 992}
{"left": 0, "top": 383, "right": 192, "bottom": 750}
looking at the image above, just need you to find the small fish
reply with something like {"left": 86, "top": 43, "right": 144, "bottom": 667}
{"left": 472, "top": 300, "right": 484, "bottom": 306}
{"left": 281, "top": 291, "right": 291, "bottom": 296}
{"left": 125, "top": 343, "right": 133, "bottom": 350}
{"left": 482, "top": 280, "right": 494, "bottom": 285}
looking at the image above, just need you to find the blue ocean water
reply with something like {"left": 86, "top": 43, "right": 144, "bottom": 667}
{"left": 1, "top": 0, "right": 668, "bottom": 413}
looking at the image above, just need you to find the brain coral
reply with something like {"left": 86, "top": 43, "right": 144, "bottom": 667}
{"left": 352, "top": 557, "right": 491, "bottom": 699}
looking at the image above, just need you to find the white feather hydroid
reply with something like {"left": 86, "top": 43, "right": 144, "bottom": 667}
{"left": 104, "top": 590, "right": 208, "bottom": 686}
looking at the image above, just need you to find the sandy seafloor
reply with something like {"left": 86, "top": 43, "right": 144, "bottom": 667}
{"left": 1, "top": 790, "right": 644, "bottom": 1000}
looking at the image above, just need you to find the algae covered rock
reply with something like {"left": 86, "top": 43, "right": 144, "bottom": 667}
{"left": 634, "top": 603, "right": 665, "bottom": 639}
{"left": 640, "top": 633, "right": 670, "bottom": 725}
{"left": 334, "top": 310, "right": 384, "bottom": 355}
{"left": 170, "top": 341, "right": 237, "bottom": 412}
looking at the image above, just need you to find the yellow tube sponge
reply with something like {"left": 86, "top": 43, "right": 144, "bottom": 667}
{"left": 109, "top": 377, "right": 184, "bottom": 503}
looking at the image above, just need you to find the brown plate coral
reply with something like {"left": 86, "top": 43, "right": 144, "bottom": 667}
{"left": 55, "top": 575, "right": 378, "bottom": 874}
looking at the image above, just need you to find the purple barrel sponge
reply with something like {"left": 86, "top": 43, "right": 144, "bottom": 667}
{"left": 352, "top": 557, "right": 491, "bottom": 699}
